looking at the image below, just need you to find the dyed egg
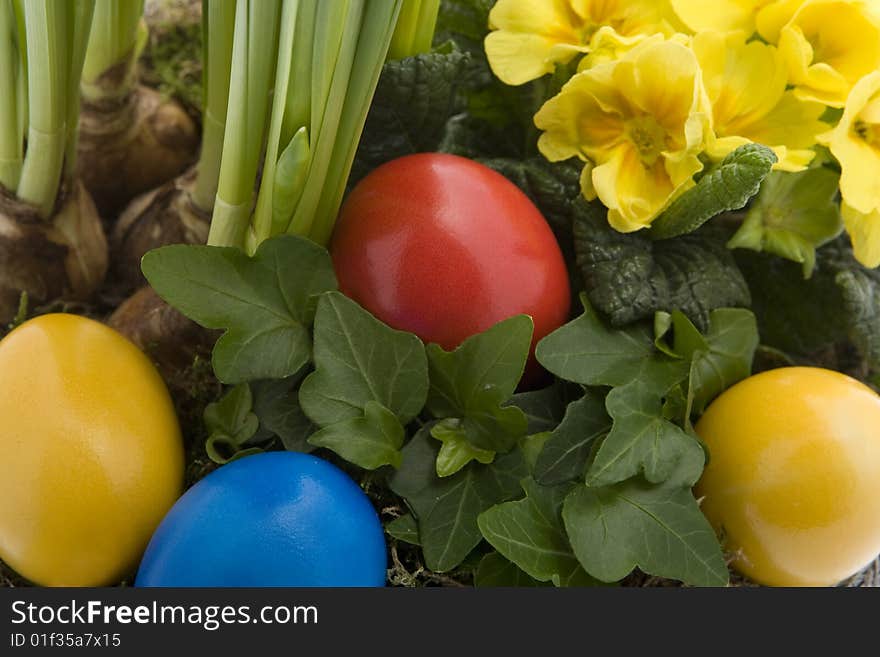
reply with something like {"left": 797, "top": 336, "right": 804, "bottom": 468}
{"left": 0, "top": 314, "right": 184, "bottom": 586}
{"left": 136, "top": 452, "right": 387, "bottom": 586}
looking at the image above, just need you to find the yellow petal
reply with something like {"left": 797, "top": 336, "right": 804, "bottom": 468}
{"left": 842, "top": 203, "right": 880, "bottom": 268}
{"left": 755, "top": 0, "right": 805, "bottom": 43}
{"left": 534, "top": 70, "right": 626, "bottom": 162}
{"left": 693, "top": 31, "right": 787, "bottom": 132}
{"left": 820, "top": 71, "right": 880, "bottom": 213}
{"left": 485, "top": 31, "right": 586, "bottom": 85}
{"left": 611, "top": 40, "right": 700, "bottom": 142}
{"left": 672, "top": 0, "right": 772, "bottom": 33}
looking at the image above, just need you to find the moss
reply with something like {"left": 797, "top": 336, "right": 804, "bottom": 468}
{"left": 141, "top": 0, "right": 203, "bottom": 119}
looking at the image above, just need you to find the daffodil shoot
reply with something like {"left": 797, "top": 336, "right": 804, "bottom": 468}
{"left": 4, "top": 0, "right": 880, "bottom": 594}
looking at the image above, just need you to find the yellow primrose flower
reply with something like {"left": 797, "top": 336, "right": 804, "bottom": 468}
{"left": 841, "top": 204, "right": 880, "bottom": 268}
{"left": 672, "top": 0, "right": 783, "bottom": 34}
{"left": 534, "top": 38, "right": 707, "bottom": 232}
{"left": 692, "top": 31, "right": 825, "bottom": 171}
{"left": 484, "top": 0, "right": 678, "bottom": 86}
{"left": 819, "top": 71, "right": 880, "bottom": 266}
{"left": 759, "top": 0, "right": 880, "bottom": 107}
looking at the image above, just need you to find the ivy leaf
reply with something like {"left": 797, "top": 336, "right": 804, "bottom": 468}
{"left": 389, "top": 427, "right": 527, "bottom": 572}
{"left": 574, "top": 202, "right": 751, "bottom": 330}
{"left": 507, "top": 382, "right": 578, "bottom": 434}
{"left": 204, "top": 384, "right": 261, "bottom": 464}
{"left": 649, "top": 144, "right": 777, "bottom": 240}
{"left": 478, "top": 479, "right": 598, "bottom": 586}
{"left": 386, "top": 514, "right": 420, "bottom": 546}
{"left": 299, "top": 292, "right": 429, "bottom": 427}
{"left": 563, "top": 479, "right": 729, "bottom": 587}
{"left": 431, "top": 419, "right": 496, "bottom": 477}
{"left": 251, "top": 377, "right": 315, "bottom": 453}
{"left": 586, "top": 379, "right": 706, "bottom": 488}
{"left": 728, "top": 168, "right": 843, "bottom": 277}
{"left": 142, "top": 235, "right": 337, "bottom": 384}
{"left": 536, "top": 294, "right": 689, "bottom": 390}
{"left": 474, "top": 552, "right": 550, "bottom": 587}
{"left": 426, "top": 315, "right": 532, "bottom": 452}
{"left": 352, "top": 45, "right": 470, "bottom": 184}
{"left": 308, "top": 401, "right": 405, "bottom": 470}
{"left": 533, "top": 392, "right": 611, "bottom": 485}
{"left": 686, "top": 309, "right": 759, "bottom": 415}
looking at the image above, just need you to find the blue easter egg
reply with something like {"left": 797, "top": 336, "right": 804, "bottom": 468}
{"left": 136, "top": 452, "right": 387, "bottom": 586}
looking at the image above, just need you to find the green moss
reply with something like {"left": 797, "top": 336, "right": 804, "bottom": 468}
{"left": 141, "top": 0, "right": 203, "bottom": 118}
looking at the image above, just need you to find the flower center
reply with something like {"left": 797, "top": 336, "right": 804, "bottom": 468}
{"left": 626, "top": 116, "right": 666, "bottom": 166}
{"left": 854, "top": 119, "right": 880, "bottom": 148}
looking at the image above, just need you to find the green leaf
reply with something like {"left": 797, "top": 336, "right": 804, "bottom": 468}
{"left": 837, "top": 266, "right": 880, "bottom": 370}
{"left": 586, "top": 379, "right": 705, "bottom": 488}
{"left": 575, "top": 201, "right": 751, "bottom": 330}
{"left": 251, "top": 377, "right": 316, "bottom": 453}
{"left": 533, "top": 392, "right": 611, "bottom": 485}
{"left": 686, "top": 309, "right": 759, "bottom": 415}
{"left": 142, "top": 235, "right": 337, "bottom": 384}
{"left": 536, "top": 295, "right": 689, "bottom": 390}
{"left": 431, "top": 419, "right": 496, "bottom": 477}
{"left": 308, "top": 401, "right": 405, "bottom": 470}
{"left": 474, "top": 552, "right": 550, "bottom": 587}
{"left": 299, "top": 292, "right": 429, "bottom": 427}
{"left": 352, "top": 46, "right": 470, "bottom": 183}
{"left": 386, "top": 514, "right": 421, "bottom": 546}
{"left": 563, "top": 479, "right": 728, "bottom": 587}
{"left": 389, "top": 426, "right": 527, "bottom": 572}
{"left": 426, "top": 315, "right": 533, "bottom": 452}
{"left": 507, "top": 384, "right": 570, "bottom": 434}
{"left": 735, "top": 248, "right": 848, "bottom": 355}
{"left": 728, "top": 168, "right": 843, "bottom": 277}
{"left": 649, "top": 144, "right": 777, "bottom": 240}
{"left": 736, "top": 239, "right": 880, "bottom": 371}
{"left": 520, "top": 431, "right": 552, "bottom": 474}
{"left": 479, "top": 478, "right": 598, "bottom": 587}
{"left": 204, "top": 384, "right": 261, "bottom": 464}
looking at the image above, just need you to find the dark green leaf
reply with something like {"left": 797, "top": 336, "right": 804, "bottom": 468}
{"left": 728, "top": 168, "right": 842, "bottom": 277}
{"left": 142, "top": 235, "right": 337, "bottom": 383}
{"left": 308, "top": 401, "right": 405, "bottom": 470}
{"left": 686, "top": 309, "right": 759, "bottom": 415}
{"left": 586, "top": 380, "right": 705, "bottom": 488}
{"left": 575, "top": 203, "right": 751, "bottom": 330}
{"left": 386, "top": 514, "right": 421, "bottom": 546}
{"left": 536, "top": 295, "right": 688, "bottom": 390}
{"left": 352, "top": 46, "right": 471, "bottom": 183}
{"left": 479, "top": 479, "right": 598, "bottom": 586}
{"left": 390, "top": 427, "right": 527, "bottom": 572}
{"left": 426, "top": 315, "right": 532, "bottom": 452}
{"left": 474, "top": 552, "right": 550, "bottom": 587}
{"left": 251, "top": 377, "right": 315, "bottom": 453}
{"left": 649, "top": 144, "right": 776, "bottom": 240}
{"left": 507, "top": 385, "right": 570, "bottom": 434}
{"left": 520, "top": 431, "right": 552, "bottom": 474}
{"left": 563, "top": 479, "right": 728, "bottom": 586}
{"left": 837, "top": 267, "right": 880, "bottom": 370}
{"left": 534, "top": 392, "right": 611, "bottom": 485}
{"left": 299, "top": 292, "right": 429, "bottom": 427}
{"left": 204, "top": 384, "right": 260, "bottom": 464}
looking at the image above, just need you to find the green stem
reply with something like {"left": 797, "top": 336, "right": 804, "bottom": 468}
{"left": 252, "top": 0, "right": 300, "bottom": 243}
{"left": 308, "top": 0, "right": 402, "bottom": 245}
{"left": 63, "top": 0, "right": 96, "bottom": 182}
{"left": 16, "top": 0, "right": 72, "bottom": 217}
{"left": 208, "top": 0, "right": 281, "bottom": 248}
{"left": 287, "top": 0, "right": 365, "bottom": 238}
{"left": 0, "top": 0, "right": 22, "bottom": 191}
{"left": 387, "top": 0, "right": 437, "bottom": 60}
{"left": 81, "top": 0, "right": 144, "bottom": 104}
{"left": 191, "top": 0, "right": 235, "bottom": 213}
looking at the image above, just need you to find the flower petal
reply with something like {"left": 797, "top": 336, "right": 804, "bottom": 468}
{"left": 842, "top": 203, "right": 880, "bottom": 268}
